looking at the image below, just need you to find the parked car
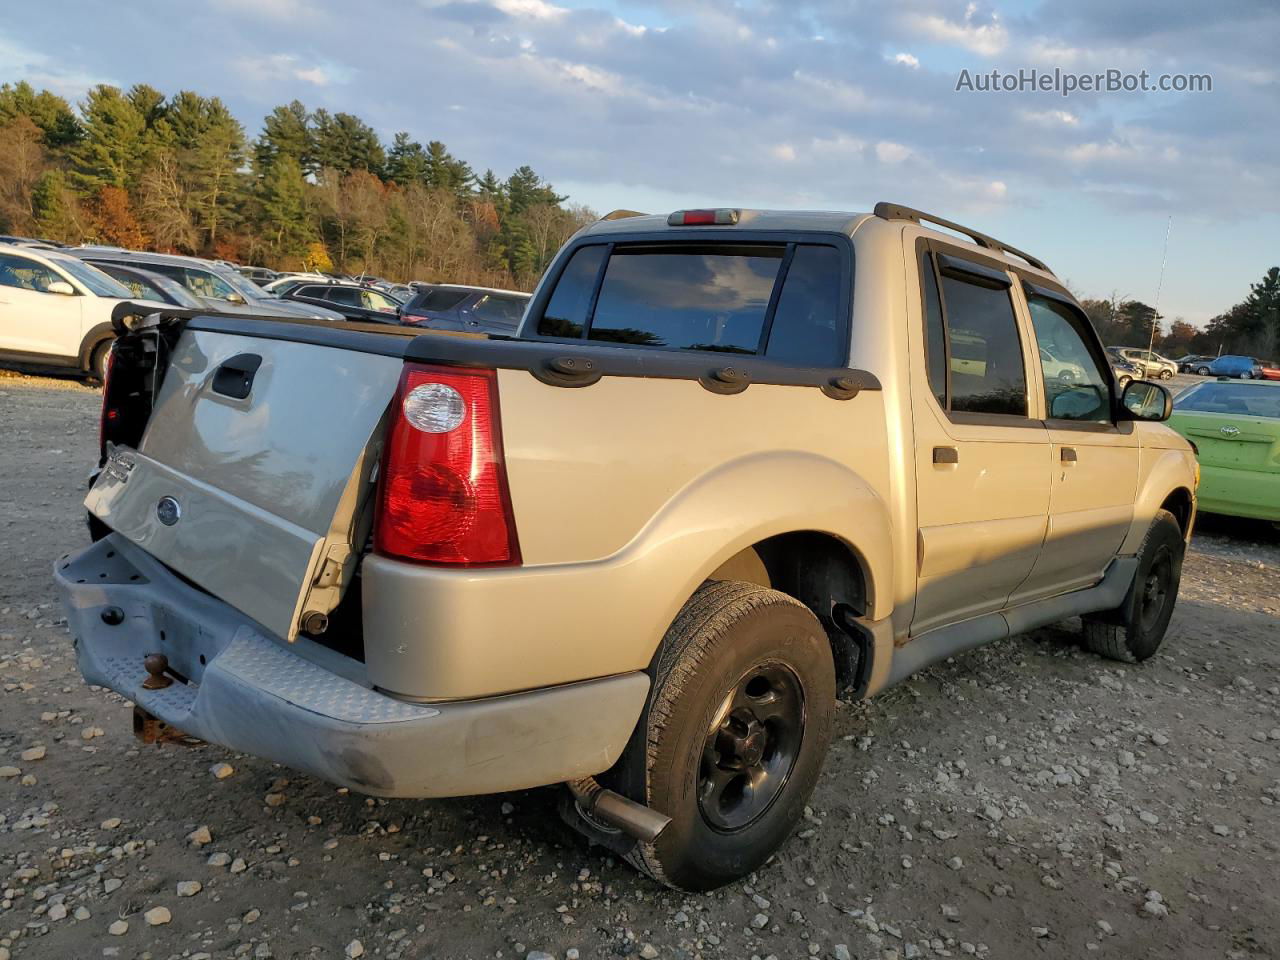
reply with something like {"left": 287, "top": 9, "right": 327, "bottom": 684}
{"left": 1260, "top": 360, "right": 1280, "bottom": 381}
{"left": 1178, "top": 354, "right": 1216, "bottom": 373}
{"left": 59, "top": 203, "right": 1196, "bottom": 891}
{"left": 69, "top": 248, "right": 345, "bottom": 323}
{"left": 0, "top": 246, "right": 167, "bottom": 380}
{"left": 1110, "top": 356, "right": 1142, "bottom": 389}
{"left": 261, "top": 274, "right": 327, "bottom": 297}
{"left": 236, "top": 265, "right": 280, "bottom": 287}
{"left": 281, "top": 281, "right": 404, "bottom": 324}
{"left": 91, "top": 263, "right": 206, "bottom": 309}
{"left": 1167, "top": 379, "right": 1280, "bottom": 523}
{"left": 1106, "top": 345, "right": 1177, "bottom": 380}
{"left": 400, "top": 284, "right": 530, "bottom": 334}
{"left": 1038, "top": 344, "right": 1086, "bottom": 382}
{"left": 1195, "top": 354, "right": 1264, "bottom": 379}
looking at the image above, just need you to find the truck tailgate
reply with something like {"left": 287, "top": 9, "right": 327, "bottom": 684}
{"left": 86, "top": 328, "right": 404, "bottom": 640}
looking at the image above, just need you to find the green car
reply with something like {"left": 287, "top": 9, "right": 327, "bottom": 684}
{"left": 1167, "top": 379, "right": 1280, "bottom": 523}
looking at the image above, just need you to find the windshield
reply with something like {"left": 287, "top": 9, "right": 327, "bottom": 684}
{"left": 215, "top": 266, "right": 270, "bottom": 300}
{"left": 52, "top": 256, "right": 133, "bottom": 298}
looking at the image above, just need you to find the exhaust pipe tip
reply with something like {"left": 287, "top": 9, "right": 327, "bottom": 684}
{"left": 566, "top": 777, "right": 672, "bottom": 844}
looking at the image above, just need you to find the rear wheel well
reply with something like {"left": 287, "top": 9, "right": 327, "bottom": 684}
{"left": 708, "top": 532, "right": 870, "bottom": 697}
{"left": 1160, "top": 488, "right": 1194, "bottom": 537}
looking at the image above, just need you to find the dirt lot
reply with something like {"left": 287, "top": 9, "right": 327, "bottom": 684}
{"left": 0, "top": 370, "right": 1277, "bottom": 960}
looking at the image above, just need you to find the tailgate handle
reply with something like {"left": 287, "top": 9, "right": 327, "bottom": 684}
{"left": 212, "top": 354, "right": 263, "bottom": 400}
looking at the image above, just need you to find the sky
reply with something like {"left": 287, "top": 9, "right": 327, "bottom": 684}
{"left": 3, "top": 0, "right": 1278, "bottom": 324}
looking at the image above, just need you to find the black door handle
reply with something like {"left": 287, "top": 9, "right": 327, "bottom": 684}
{"left": 933, "top": 446, "right": 959, "bottom": 464}
{"left": 1061, "top": 447, "right": 1078, "bottom": 463}
{"left": 212, "top": 353, "right": 262, "bottom": 399}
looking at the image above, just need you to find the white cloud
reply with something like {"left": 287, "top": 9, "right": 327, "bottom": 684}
{"left": 211, "top": 0, "right": 305, "bottom": 19}
{"left": 772, "top": 144, "right": 797, "bottom": 162}
{"left": 493, "top": 0, "right": 567, "bottom": 20}
{"left": 891, "top": 52, "right": 920, "bottom": 68}
{"left": 233, "top": 53, "right": 351, "bottom": 89}
{"left": 1021, "top": 109, "right": 1080, "bottom": 127}
{"left": 905, "top": 8, "right": 1008, "bottom": 57}
{"left": 875, "top": 141, "right": 912, "bottom": 164}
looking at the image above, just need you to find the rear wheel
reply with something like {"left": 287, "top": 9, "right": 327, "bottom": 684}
{"left": 1195, "top": 365, "right": 1211, "bottom": 376}
{"left": 625, "top": 580, "right": 835, "bottom": 891}
{"left": 88, "top": 340, "right": 113, "bottom": 385}
{"left": 1082, "top": 509, "right": 1184, "bottom": 662}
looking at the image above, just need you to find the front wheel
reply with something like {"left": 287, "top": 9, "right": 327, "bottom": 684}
{"left": 1195, "top": 366, "right": 1211, "bottom": 376}
{"left": 625, "top": 580, "right": 835, "bottom": 891}
{"left": 1160, "top": 368, "right": 1174, "bottom": 380}
{"left": 1082, "top": 509, "right": 1184, "bottom": 662}
{"left": 1240, "top": 370, "right": 1252, "bottom": 379}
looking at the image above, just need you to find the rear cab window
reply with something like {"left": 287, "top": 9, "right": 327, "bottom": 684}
{"left": 534, "top": 238, "right": 851, "bottom": 367}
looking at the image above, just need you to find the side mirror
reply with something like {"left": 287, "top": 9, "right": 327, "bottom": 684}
{"left": 226, "top": 292, "right": 246, "bottom": 305}
{"left": 46, "top": 280, "right": 75, "bottom": 296}
{"left": 1120, "top": 380, "right": 1173, "bottom": 422}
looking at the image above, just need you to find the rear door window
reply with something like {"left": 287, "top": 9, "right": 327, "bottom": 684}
{"left": 418, "top": 288, "right": 471, "bottom": 312}
{"left": 326, "top": 288, "right": 363, "bottom": 308}
{"left": 471, "top": 294, "right": 525, "bottom": 327}
{"left": 923, "top": 252, "right": 1027, "bottom": 418}
{"left": 536, "top": 241, "right": 848, "bottom": 366}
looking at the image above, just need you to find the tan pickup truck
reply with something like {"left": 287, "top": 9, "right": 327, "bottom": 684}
{"left": 56, "top": 203, "right": 1197, "bottom": 891}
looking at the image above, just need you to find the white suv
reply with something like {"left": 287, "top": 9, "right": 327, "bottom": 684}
{"left": 0, "top": 246, "right": 165, "bottom": 380}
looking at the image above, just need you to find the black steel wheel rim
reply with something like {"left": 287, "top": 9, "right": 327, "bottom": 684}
{"left": 698, "top": 661, "right": 805, "bottom": 833}
{"left": 1139, "top": 547, "right": 1173, "bottom": 631}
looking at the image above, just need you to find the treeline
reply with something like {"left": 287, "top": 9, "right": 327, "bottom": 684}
{"left": 1080, "top": 265, "right": 1280, "bottom": 358}
{"left": 0, "top": 81, "right": 595, "bottom": 288}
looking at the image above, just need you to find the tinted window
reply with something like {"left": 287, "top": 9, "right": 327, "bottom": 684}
{"left": 589, "top": 245, "right": 782, "bottom": 351}
{"left": 938, "top": 268, "right": 1026, "bottom": 416}
{"left": 418, "top": 288, "right": 470, "bottom": 312}
{"left": 294, "top": 285, "right": 330, "bottom": 301}
{"left": 472, "top": 294, "right": 525, "bottom": 327}
{"left": 326, "top": 287, "right": 364, "bottom": 308}
{"left": 762, "top": 245, "right": 844, "bottom": 366}
{"left": 1028, "top": 295, "right": 1111, "bottom": 422}
{"left": 538, "top": 245, "right": 607, "bottom": 338}
{"left": 921, "top": 253, "right": 947, "bottom": 407}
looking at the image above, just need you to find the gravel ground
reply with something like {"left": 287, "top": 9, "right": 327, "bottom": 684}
{"left": 0, "top": 370, "right": 1277, "bottom": 960}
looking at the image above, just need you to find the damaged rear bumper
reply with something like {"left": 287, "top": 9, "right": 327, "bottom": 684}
{"left": 54, "top": 534, "right": 649, "bottom": 797}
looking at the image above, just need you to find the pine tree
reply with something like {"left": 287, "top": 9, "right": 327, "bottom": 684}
{"left": 505, "top": 165, "right": 565, "bottom": 215}
{"left": 386, "top": 133, "right": 429, "bottom": 185}
{"left": 69, "top": 86, "right": 147, "bottom": 191}
{"left": 311, "top": 110, "right": 385, "bottom": 176}
{"left": 31, "top": 169, "right": 84, "bottom": 241}
{"left": 256, "top": 101, "right": 313, "bottom": 174}
{"left": 424, "top": 142, "right": 473, "bottom": 198}
{"left": 1245, "top": 267, "right": 1280, "bottom": 340}
{"left": 0, "top": 81, "right": 81, "bottom": 149}
{"left": 258, "top": 154, "right": 312, "bottom": 261}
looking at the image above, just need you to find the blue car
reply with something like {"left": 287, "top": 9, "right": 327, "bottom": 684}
{"left": 1198, "top": 355, "right": 1265, "bottom": 379}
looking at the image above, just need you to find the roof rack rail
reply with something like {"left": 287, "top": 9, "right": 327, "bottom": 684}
{"left": 599, "top": 209, "right": 648, "bottom": 221}
{"left": 873, "top": 202, "right": 1052, "bottom": 275}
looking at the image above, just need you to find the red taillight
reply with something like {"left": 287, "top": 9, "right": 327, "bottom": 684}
{"left": 98, "top": 343, "right": 117, "bottom": 457}
{"left": 374, "top": 364, "right": 521, "bottom": 567}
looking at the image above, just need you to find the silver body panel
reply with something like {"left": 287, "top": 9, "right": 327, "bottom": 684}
{"left": 85, "top": 329, "right": 401, "bottom": 639}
